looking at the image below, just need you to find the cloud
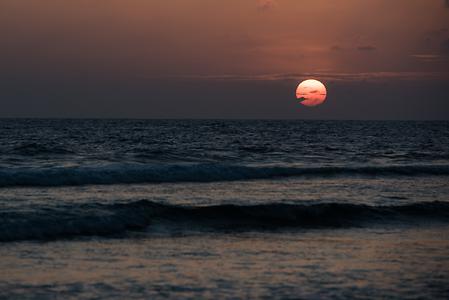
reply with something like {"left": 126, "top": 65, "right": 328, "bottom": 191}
{"left": 330, "top": 45, "right": 342, "bottom": 51}
{"left": 257, "top": 0, "right": 277, "bottom": 11}
{"left": 441, "top": 38, "right": 449, "bottom": 54}
{"left": 357, "top": 45, "right": 377, "bottom": 51}
{"left": 169, "top": 71, "right": 448, "bottom": 83}
{"left": 427, "top": 28, "right": 448, "bottom": 37}
{"left": 411, "top": 54, "right": 442, "bottom": 62}
{"left": 425, "top": 28, "right": 448, "bottom": 43}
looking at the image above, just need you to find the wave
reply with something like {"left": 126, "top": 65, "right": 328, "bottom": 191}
{"left": 0, "top": 163, "right": 448, "bottom": 187}
{"left": 1, "top": 200, "right": 449, "bottom": 242}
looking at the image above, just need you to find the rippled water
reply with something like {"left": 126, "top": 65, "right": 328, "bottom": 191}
{"left": 1, "top": 120, "right": 448, "bottom": 299}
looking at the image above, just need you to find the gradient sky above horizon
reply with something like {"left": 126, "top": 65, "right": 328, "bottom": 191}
{"left": 0, "top": 0, "right": 448, "bottom": 119}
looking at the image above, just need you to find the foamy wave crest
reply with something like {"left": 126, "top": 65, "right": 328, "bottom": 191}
{"left": 1, "top": 201, "right": 449, "bottom": 242}
{"left": 0, "top": 163, "right": 449, "bottom": 187}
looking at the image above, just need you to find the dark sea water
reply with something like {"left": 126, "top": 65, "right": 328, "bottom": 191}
{"left": 1, "top": 119, "right": 449, "bottom": 299}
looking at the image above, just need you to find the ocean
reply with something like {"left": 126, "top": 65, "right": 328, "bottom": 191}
{"left": 1, "top": 119, "right": 448, "bottom": 299}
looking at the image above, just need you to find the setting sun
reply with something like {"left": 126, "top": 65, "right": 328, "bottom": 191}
{"left": 296, "top": 79, "right": 327, "bottom": 107}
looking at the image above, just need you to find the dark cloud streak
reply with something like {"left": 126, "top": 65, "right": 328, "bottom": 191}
{"left": 357, "top": 46, "right": 377, "bottom": 51}
{"left": 441, "top": 39, "right": 449, "bottom": 54}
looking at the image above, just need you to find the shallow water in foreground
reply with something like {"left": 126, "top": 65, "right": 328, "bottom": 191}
{"left": 1, "top": 227, "right": 449, "bottom": 299}
{"left": 1, "top": 120, "right": 448, "bottom": 299}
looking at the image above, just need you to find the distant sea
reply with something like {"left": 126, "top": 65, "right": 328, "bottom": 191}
{"left": 1, "top": 119, "right": 449, "bottom": 299}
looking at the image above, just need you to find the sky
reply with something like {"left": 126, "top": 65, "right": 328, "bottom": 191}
{"left": 0, "top": 0, "right": 448, "bottom": 119}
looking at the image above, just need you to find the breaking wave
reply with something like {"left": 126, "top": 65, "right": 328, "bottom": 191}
{"left": 0, "top": 163, "right": 449, "bottom": 187}
{"left": 1, "top": 200, "right": 449, "bottom": 242}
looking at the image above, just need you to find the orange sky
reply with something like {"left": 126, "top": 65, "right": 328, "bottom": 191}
{"left": 0, "top": 0, "right": 448, "bottom": 118}
{"left": 1, "top": 0, "right": 448, "bottom": 78}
